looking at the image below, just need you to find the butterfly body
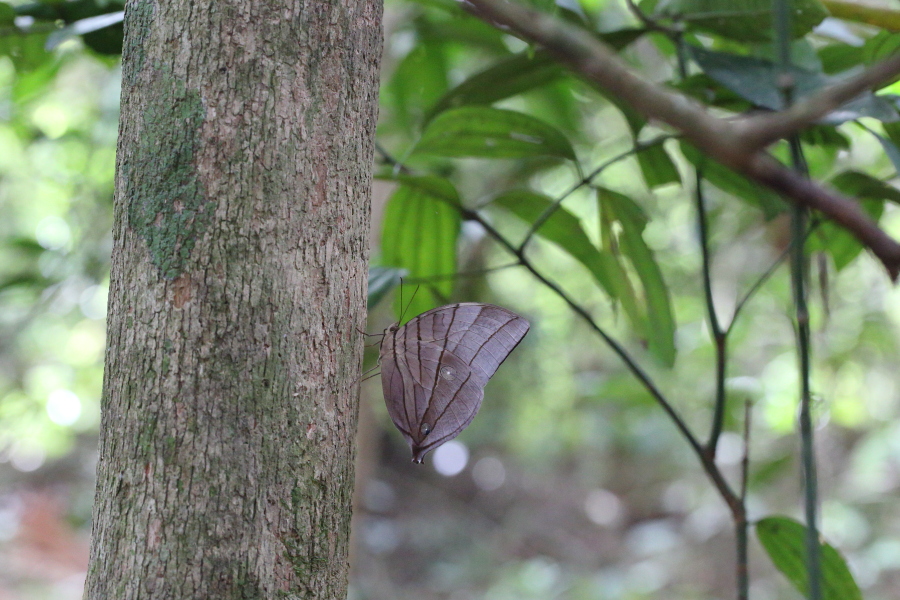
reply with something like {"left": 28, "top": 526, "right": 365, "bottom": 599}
{"left": 379, "top": 303, "right": 529, "bottom": 463}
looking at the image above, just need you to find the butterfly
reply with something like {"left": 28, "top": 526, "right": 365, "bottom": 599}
{"left": 378, "top": 303, "right": 529, "bottom": 463}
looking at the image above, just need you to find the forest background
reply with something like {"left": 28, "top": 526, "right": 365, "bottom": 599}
{"left": 3, "top": 0, "right": 900, "bottom": 599}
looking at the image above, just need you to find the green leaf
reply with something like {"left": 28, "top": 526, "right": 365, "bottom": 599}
{"left": 637, "top": 143, "right": 681, "bottom": 188}
{"left": 387, "top": 40, "right": 449, "bottom": 131}
{"left": 818, "top": 43, "right": 863, "bottom": 75}
{"left": 425, "top": 51, "right": 563, "bottom": 123}
{"left": 800, "top": 125, "right": 850, "bottom": 150}
{"left": 495, "top": 189, "right": 654, "bottom": 341}
{"left": 809, "top": 171, "right": 896, "bottom": 270}
{"left": 0, "top": 3, "right": 15, "bottom": 25}
{"left": 655, "top": 0, "right": 828, "bottom": 42}
{"left": 598, "top": 188, "right": 676, "bottom": 367}
{"left": 368, "top": 266, "right": 407, "bottom": 310}
{"left": 688, "top": 46, "right": 899, "bottom": 123}
{"left": 380, "top": 176, "right": 461, "bottom": 321}
{"left": 680, "top": 142, "right": 787, "bottom": 219}
{"left": 756, "top": 516, "right": 862, "bottom": 600}
{"left": 677, "top": 73, "right": 753, "bottom": 113}
{"left": 871, "top": 126, "right": 900, "bottom": 176}
{"left": 12, "top": 57, "right": 62, "bottom": 104}
{"left": 862, "top": 31, "right": 900, "bottom": 67}
{"left": 415, "top": 107, "right": 577, "bottom": 161}
{"left": 0, "top": 30, "right": 53, "bottom": 73}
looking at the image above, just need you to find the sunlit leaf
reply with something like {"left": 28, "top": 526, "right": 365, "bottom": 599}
{"left": 387, "top": 40, "right": 450, "bottom": 132}
{"left": 415, "top": 107, "right": 577, "bottom": 160}
{"left": 494, "top": 190, "right": 615, "bottom": 292}
{"left": 756, "top": 516, "right": 862, "bottom": 600}
{"left": 380, "top": 176, "right": 461, "bottom": 321}
{"left": 0, "top": 3, "right": 15, "bottom": 26}
{"left": 0, "top": 30, "right": 52, "bottom": 73}
{"left": 862, "top": 31, "right": 900, "bottom": 66}
{"left": 598, "top": 188, "right": 676, "bottom": 367}
{"left": 818, "top": 43, "right": 863, "bottom": 75}
{"left": 425, "top": 51, "right": 563, "bottom": 123}
{"left": 655, "top": 0, "right": 828, "bottom": 41}
{"left": 637, "top": 143, "right": 681, "bottom": 188}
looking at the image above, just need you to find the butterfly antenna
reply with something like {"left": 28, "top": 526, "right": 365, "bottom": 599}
{"left": 360, "top": 370, "right": 381, "bottom": 383}
{"left": 399, "top": 283, "right": 420, "bottom": 324}
{"left": 356, "top": 326, "right": 384, "bottom": 339}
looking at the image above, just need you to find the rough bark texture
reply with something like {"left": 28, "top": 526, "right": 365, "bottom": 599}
{"left": 83, "top": 1, "right": 382, "bottom": 598}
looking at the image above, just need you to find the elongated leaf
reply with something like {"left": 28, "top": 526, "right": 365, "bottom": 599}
{"left": 0, "top": 3, "right": 14, "bottom": 25}
{"left": 424, "top": 27, "right": 646, "bottom": 124}
{"left": 655, "top": 0, "right": 828, "bottom": 42}
{"left": 870, "top": 126, "right": 900, "bottom": 176}
{"left": 368, "top": 266, "right": 407, "bottom": 310}
{"left": 598, "top": 188, "right": 676, "bottom": 367}
{"left": 637, "top": 143, "right": 681, "bottom": 188}
{"left": 380, "top": 177, "right": 461, "bottom": 321}
{"left": 756, "top": 516, "right": 862, "bottom": 600}
{"left": 689, "top": 46, "right": 899, "bottom": 123}
{"left": 386, "top": 40, "right": 449, "bottom": 130}
{"left": 415, "top": 107, "right": 576, "bottom": 160}
{"left": 425, "top": 51, "right": 563, "bottom": 123}
{"left": 818, "top": 44, "right": 863, "bottom": 75}
{"left": 492, "top": 190, "right": 651, "bottom": 326}
{"left": 0, "top": 29, "right": 52, "bottom": 73}
{"left": 680, "top": 142, "right": 786, "bottom": 218}
{"left": 809, "top": 171, "right": 898, "bottom": 269}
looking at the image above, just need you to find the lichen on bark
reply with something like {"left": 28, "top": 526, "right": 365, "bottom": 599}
{"left": 125, "top": 85, "right": 212, "bottom": 279}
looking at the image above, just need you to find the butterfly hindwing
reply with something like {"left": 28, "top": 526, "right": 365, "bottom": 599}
{"left": 379, "top": 303, "right": 529, "bottom": 463}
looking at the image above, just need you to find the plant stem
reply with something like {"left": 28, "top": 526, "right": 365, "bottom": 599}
{"left": 774, "top": 0, "right": 821, "bottom": 596}
{"left": 696, "top": 166, "right": 729, "bottom": 459}
{"left": 518, "top": 135, "right": 672, "bottom": 252}
{"left": 790, "top": 137, "right": 821, "bottom": 600}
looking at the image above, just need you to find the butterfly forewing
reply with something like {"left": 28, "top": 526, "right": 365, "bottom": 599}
{"left": 379, "top": 303, "right": 529, "bottom": 463}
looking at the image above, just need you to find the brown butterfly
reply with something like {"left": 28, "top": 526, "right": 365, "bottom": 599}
{"left": 379, "top": 303, "right": 530, "bottom": 463}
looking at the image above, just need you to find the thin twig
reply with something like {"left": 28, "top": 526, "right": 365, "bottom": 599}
{"left": 463, "top": 0, "right": 900, "bottom": 280}
{"left": 403, "top": 261, "right": 522, "bottom": 284}
{"left": 741, "top": 399, "right": 752, "bottom": 504}
{"left": 736, "top": 398, "right": 752, "bottom": 600}
{"left": 462, "top": 207, "right": 742, "bottom": 515}
{"left": 729, "top": 246, "right": 789, "bottom": 332}
{"left": 696, "top": 170, "right": 729, "bottom": 459}
{"left": 775, "top": 0, "right": 822, "bottom": 592}
{"left": 624, "top": 0, "right": 682, "bottom": 36}
{"left": 519, "top": 135, "right": 673, "bottom": 252}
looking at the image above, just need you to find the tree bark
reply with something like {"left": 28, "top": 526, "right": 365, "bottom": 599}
{"left": 83, "top": 1, "right": 382, "bottom": 598}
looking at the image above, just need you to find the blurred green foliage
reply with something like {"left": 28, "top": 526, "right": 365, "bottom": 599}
{"left": 3, "top": 0, "right": 900, "bottom": 599}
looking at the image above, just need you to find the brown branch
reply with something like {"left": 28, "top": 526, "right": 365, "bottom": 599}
{"left": 464, "top": 0, "right": 900, "bottom": 280}
{"left": 736, "top": 51, "right": 900, "bottom": 150}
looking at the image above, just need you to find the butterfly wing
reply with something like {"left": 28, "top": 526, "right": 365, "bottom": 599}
{"left": 380, "top": 303, "right": 529, "bottom": 462}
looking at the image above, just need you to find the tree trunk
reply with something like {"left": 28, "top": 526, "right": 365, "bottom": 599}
{"left": 83, "top": 1, "right": 382, "bottom": 598}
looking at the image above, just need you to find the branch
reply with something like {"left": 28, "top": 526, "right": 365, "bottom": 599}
{"left": 464, "top": 0, "right": 900, "bottom": 280}
{"left": 736, "top": 51, "right": 900, "bottom": 149}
